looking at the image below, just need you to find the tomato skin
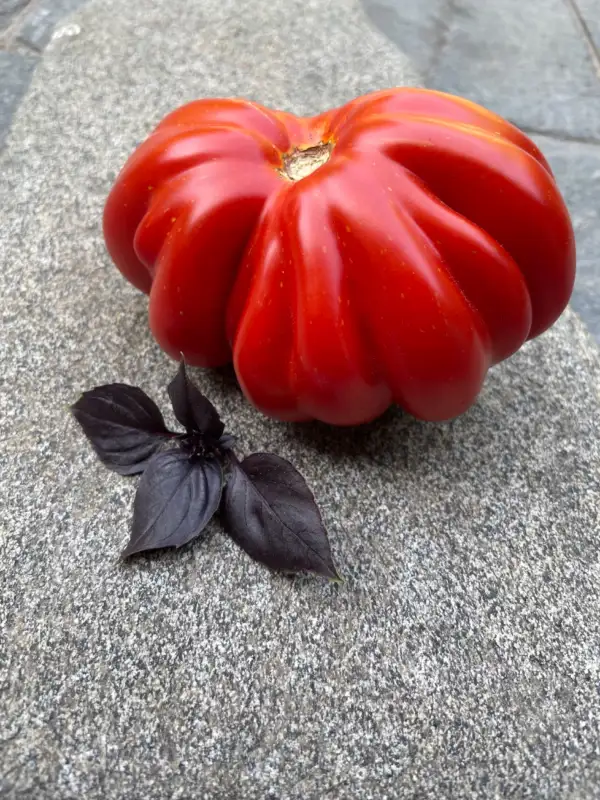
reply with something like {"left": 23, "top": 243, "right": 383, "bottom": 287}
{"left": 103, "top": 88, "right": 575, "bottom": 425}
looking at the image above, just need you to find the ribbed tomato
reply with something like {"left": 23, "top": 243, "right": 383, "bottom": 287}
{"left": 103, "top": 88, "right": 575, "bottom": 425}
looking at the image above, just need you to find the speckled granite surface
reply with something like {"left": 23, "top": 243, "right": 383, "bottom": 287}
{"left": 1, "top": 0, "right": 600, "bottom": 798}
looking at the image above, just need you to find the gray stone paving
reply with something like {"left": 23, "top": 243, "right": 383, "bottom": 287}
{"left": 574, "top": 0, "right": 600, "bottom": 53}
{"left": 1, "top": 0, "right": 600, "bottom": 798}
{"left": 0, "top": 0, "right": 86, "bottom": 146}
{"left": 429, "top": 0, "right": 600, "bottom": 140}
{"left": 363, "top": 0, "right": 600, "bottom": 341}
{"left": 0, "top": 0, "right": 29, "bottom": 33}
{"left": 533, "top": 134, "right": 600, "bottom": 342}
{"left": 16, "top": 0, "right": 83, "bottom": 52}
{"left": 0, "top": 0, "right": 85, "bottom": 49}
{"left": 362, "top": 0, "right": 448, "bottom": 76}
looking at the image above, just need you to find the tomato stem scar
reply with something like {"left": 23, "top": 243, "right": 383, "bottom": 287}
{"left": 281, "top": 142, "right": 333, "bottom": 181}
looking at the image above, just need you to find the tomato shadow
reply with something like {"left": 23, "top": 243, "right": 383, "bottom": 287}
{"left": 197, "top": 363, "right": 477, "bottom": 470}
{"left": 281, "top": 405, "right": 468, "bottom": 472}
{"left": 283, "top": 404, "right": 407, "bottom": 453}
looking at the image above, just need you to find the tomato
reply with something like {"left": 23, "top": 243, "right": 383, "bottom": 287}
{"left": 103, "top": 88, "right": 575, "bottom": 425}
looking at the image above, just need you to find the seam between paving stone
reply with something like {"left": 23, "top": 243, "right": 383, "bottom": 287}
{"left": 424, "top": 0, "right": 457, "bottom": 84}
{"left": 565, "top": 0, "right": 600, "bottom": 78}
{"left": 0, "top": 0, "right": 92, "bottom": 152}
{"left": 0, "top": 0, "right": 40, "bottom": 51}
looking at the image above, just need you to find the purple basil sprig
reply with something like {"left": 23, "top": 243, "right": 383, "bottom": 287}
{"left": 71, "top": 361, "right": 339, "bottom": 580}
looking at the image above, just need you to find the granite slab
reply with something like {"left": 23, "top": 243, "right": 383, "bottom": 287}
{"left": 1, "top": 0, "right": 600, "bottom": 798}
{"left": 574, "top": 0, "right": 600, "bottom": 57}
{"left": 0, "top": 0, "right": 29, "bottom": 34}
{"left": 361, "top": 0, "right": 448, "bottom": 76}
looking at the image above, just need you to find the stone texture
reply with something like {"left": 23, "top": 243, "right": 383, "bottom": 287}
{"left": 576, "top": 0, "right": 600, "bottom": 54}
{"left": 361, "top": 0, "right": 448, "bottom": 75}
{"left": 17, "top": 0, "right": 87, "bottom": 51}
{"left": 0, "top": 50, "right": 36, "bottom": 148}
{"left": 430, "top": 0, "right": 600, "bottom": 140}
{"left": 361, "top": 0, "right": 600, "bottom": 343}
{"left": 535, "top": 134, "right": 600, "bottom": 342}
{"left": 0, "top": 0, "right": 29, "bottom": 33}
{"left": 1, "top": 1, "right": 600, "bottom": 799}
{"left": 0, "top": 0, "right": 28, "bottom": 11}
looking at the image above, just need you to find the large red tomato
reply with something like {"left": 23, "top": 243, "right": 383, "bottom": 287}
{"left": 103, "top": 88, "right": 575, "bottom": 425}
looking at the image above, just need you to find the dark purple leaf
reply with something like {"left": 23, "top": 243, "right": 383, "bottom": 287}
{"left": 168, "top": 360, "right": 224, "bottom": 438}
{"left": 71, "top": 384, "right": 172, "bottom": 475}
{"left": 122, "top": 450, "right": 223, "bottom": 558}
{"left": 218, "top": 434, "right": 237, "bottom": 450}
{"left": 221, "top": 453, "right": 339, "bottom": 579}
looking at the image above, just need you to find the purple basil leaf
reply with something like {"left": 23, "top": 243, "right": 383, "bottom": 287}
{"left": 221, "top": 453, "right": 339, "bottom": 579}
{"left": 71, "top": 383, "right": 172, "bottom": 475}
{"left": 122, "top": 450, "right": 223, "bottom": 558}
{"left": 168, "top": 360, "right": 224, "bottom": 438}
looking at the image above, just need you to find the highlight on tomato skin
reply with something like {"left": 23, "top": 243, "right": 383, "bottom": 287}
{"left": 102, "top": 87, "right": 576, "bottom": 426}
